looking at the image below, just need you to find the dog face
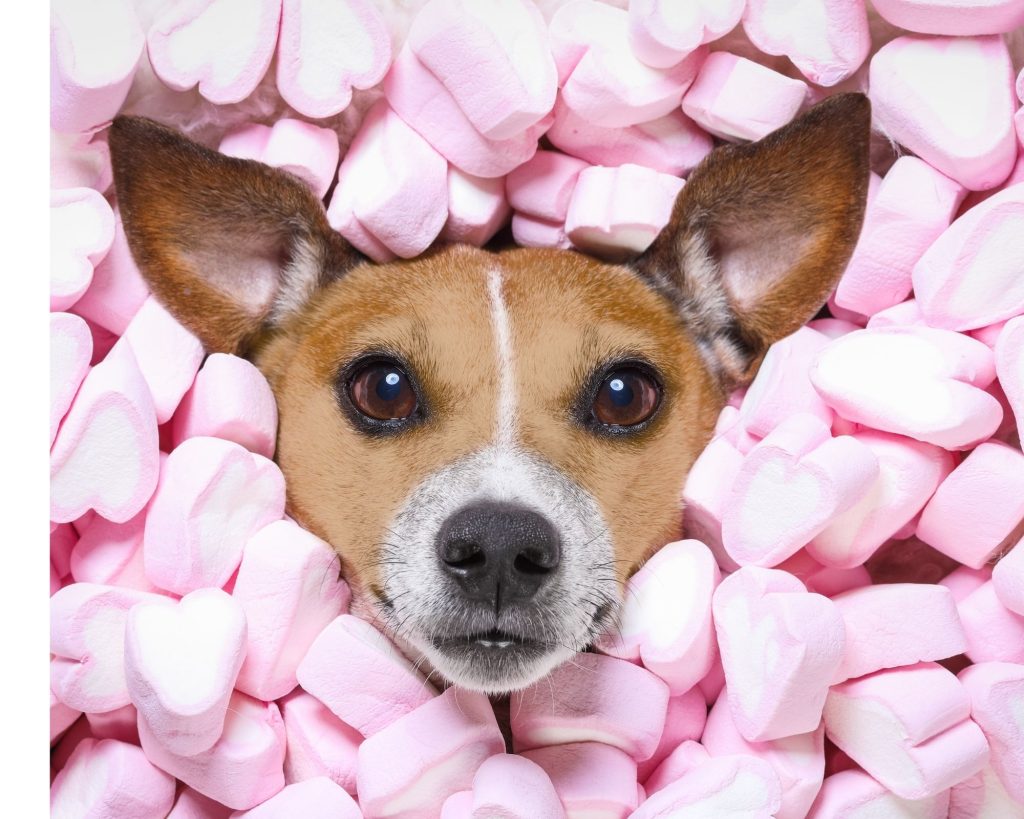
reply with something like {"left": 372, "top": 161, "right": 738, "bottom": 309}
{"left": 109, "top": 94, "right": 870, "bottom": 693}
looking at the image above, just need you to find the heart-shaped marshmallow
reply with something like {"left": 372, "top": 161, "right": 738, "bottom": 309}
{"left": 279, "top": 691, "right": 360, "bottom": 795}
{"left": 50, "top": 312, "right": 93, "bottom": 445}
{"left": 681, "top": 431, "right": 745, "bottom": 572}
{"left": 231, "top": 777, "right": 362, "bottom": 819}
{"left": 51, "top": 188, "right": 115, "bottom": 312}
{"left": 70, "top": 510, "right": 164, "bottom": 594}
{"left": 467, "top": 754, "right": 565, "bottom": 819}
{"left": 520, "top": 742, "right": 639, "bottom": 819}
{"left": 628, "top": 0, "right": 744, "bottom": 68}
{"left": 958, "top": 662, "right": 1024, "bottom": 804}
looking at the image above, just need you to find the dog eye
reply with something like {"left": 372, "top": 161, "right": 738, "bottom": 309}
{"left": 348, "top": 361, "right": 418, "bottom": 421}
{"left": 592, "top": 368, "right": 661, "bottom": 428}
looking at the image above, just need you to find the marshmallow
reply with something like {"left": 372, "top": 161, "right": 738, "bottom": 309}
{"left": 440, "top": 168, "right": 510, "bottom": 247}
{"left": 836, "top": 157, "right": 965, "bottom": 317}
{"left": 384, "top": 44, "right": 552, "bottom": 178}
{"left": 468, "top": 754, "right": 565, "bottom": 819}
{"left": 830, "top": 583, "right": 967, "bottom": 682}
{"left": 512, "top": 652, "right": 670, "bottom": 761}
{"left": 219, "top": 120, "right": 341, "bottom": 200}
{"left": 296, "top": 614, "right": 436, "bottom": 737}
{"left": 742, "top": 0, "right": 870, "bottom": 86}
{"left": 510, "top": 213, "right": 572, "bottom": 249}
{"left": 702, "top": 693, "right": 824, "bottom": 819}
{"left": 957, "top": 581, "right": 1024, "bottom": 664}
{"left": 721, "top": 414, "right": 879, "bottom": 567}
{"left": 713, "top": 567, "right": 845, "bottom": 742}
{"left": 596, "top": 540, "right": 720, "bottom": 695}
{"left": 867, "top": 299, "right": 928, "bottom": 330}
{"left": 51, "top": 187, "right": 115, "bottom": 312}
{"left": 52, "top": 130, "right": 113, "bottom": 193}
{"left": 565, "top": 163, "right": 683, "bottom": 259}
{"left": 357, "top": 688, "right": 505, "bottom": 818}
{"left": 407, "top": 0, "right": 556, "bottom": 140}
{"left": 277, "top": 0, "right": 391, "bottom": 119}
{"left": 125, "top": 589, "right": 247, "bottom": 756}
{"left": 628, "top": 0, "right": 744, "bottom": 68}
{"left": 51, "top": 525, "right": 76, "bottom": 580}
{"left": 917, "top": 441, "right": 1024, "bottom": 569}
{"left": 140, "top": 691, "right": 286, "bottom": 811}
{"left": 807, "top": 769, "right": 950, "bottom": 818}
{"left": 993, "top": 538, "right": 1024, "bottom": 615}
{"left": 949, "top": 763, "right": 1024, "bottom": 818}
{"left": 279, "top": 691, "right": 360, "bottom": 794}
{"left": 51, "top": 738, "right": 175, "bottom": 819}
{"left": 167, "top": 788, "right": 233, "bottom": 819}
{"left": 521, "top": 742, "right": 639, "bottom": 819}
{"left": 807, "top": 431, "right": 954, "bottom": 568}
{"left": 823, "top": 662, "right": 989, "bottom": 799}
{"left": 143, "top": 437, "right": 285, "bottom": 595}
{"left": 51, "top": 690, "right": 81, "bottom": 744}
{"left": 51, "top": 343, "right": 160, "bottom": 524}
{"left": 232, "top": 520, "right": 350, "bottom": 701}
{"left": 70, "top": 511, "right": 163, "bottom": 594}
{"left": 85, "top": 704, "right": 139, "bottom": 745}
{"left": 869, "top": 35, "right": 1017, "bottom": 191}
{"left": 872, "top": 0, "right": 1024, "bottom": 35}
{"left": 50, "top": 0, "right": 144, "bottom": 133}
{"left": 147, "top": 0, "right": 281, "bottom": 105}
{"left": 643, "top": 740, "right": 711, "bottom": 796}
{"left": 681, "top": 431, "right": 745, "bottom": 572}
{"left": 995, "top": 316, "right": 1024, "bottom": 442}
{"left": 327, "top": 100, "right": 449, "bottom": 261}
{"left": 637, "top": 687, "right": 708, "bottom": 783}
{"left": 50, "top": 583, "right": 165, "bottom": 713}
{"left": 810, "top": 326, "right": 1002, "bottom": 450}
{"left": 506, "top": 150, "right": 589, "bottom": 223}
{"left": 231, "top": 777, "right": 361, "bottom": 819}
{"left": 51, "top": 312, "right": 93, "bottom": 445}
{"left": 172, "top": 353, "right": 277, "bottom": 459}
{"left": 682, "top": 51, "right": 808, "bottom": 142}
{"left": 958, "top": 663, "right": 1024, "bottom": 804}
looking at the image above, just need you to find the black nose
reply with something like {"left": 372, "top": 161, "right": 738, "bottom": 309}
{"left": 436, "top": 502, "right": 561, "bottom": 608}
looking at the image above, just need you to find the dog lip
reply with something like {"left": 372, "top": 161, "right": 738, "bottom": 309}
{"left": 431, "top": 628, "right": 547, "bottom": 655}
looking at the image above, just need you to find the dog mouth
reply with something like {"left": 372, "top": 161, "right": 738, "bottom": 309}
{"left": 432, "top": 628, "right": 548, "bottom": 656}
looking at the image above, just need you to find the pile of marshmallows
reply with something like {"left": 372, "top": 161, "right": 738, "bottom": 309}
{"left": 50, "top": 0, "right": 1024, "bottom": 817}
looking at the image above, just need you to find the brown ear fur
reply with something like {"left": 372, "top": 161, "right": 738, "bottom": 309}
{"left": 634, "top": 92, "right": 872, "bottom": 386}
{"left": 109, "top": 116, "right": 358, "bottom": 354}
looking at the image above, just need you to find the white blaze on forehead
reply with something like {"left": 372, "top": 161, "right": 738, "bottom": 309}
{"left": 487, "top": 267, "right": 516, "bottom": 447}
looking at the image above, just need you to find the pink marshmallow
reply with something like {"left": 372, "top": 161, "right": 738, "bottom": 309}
{"left": 51, "top": 187, "right": 115, "bottom": 312}
{"left": 279, "top": 691, "right": 360, "bottom": 794}
{"left": 511, "top": 652, "right": 670, "bottom": 761}
{"left": 913, "top": 183, "right": 1024, "bottom": 331}
{"left": 440, "top": 168, "right": 510, "bottom": 247}
{"left": 956, "top": 581, "right": 1024, "bottom": 664}
{"left": 468, "top": 754, "right": 565, "bottom": 819}
{"left": 51, "top": 690, "right": 81, "bottom": 744}
{"left": 836, "top": 157, "right": 965, "bottom": 317}
{"left": 167, "top": 788, "right": 233, "bottom": 819}
{"left": 70, "top": 510, "right": 163, "bottom": 594}
{"left": 742, "top": 0, "right": 870, "bottom": 87}
{"left": 681, "top": 431, "right": 745, "bottom": 572}
{"left": 637, "top": 687, "right": 708, "bottom": 783}
{"left": 506, "top": 150, "right": 589, "bottom": 223}
{"left": 995, "top": 316, "right": 1024, "bottom": 442}
{"left": 917, "top": 441, "right": 1024, "bottom": 569}
{"left": 993, "top": 538, "right": 1024, "bottom": 615}
{"left": 296, "top": 614, "right": 436, "bottom": 737}
{"left": 327, "top": 100, "right": 449, "bottom": 260}
{"left": 147, "top": 0, "right": 281, "bottom": 106}
{"left": 702, "top": 693, "right": 825, "bottom": 819}
{"left": 143, "top": 437, "right": 285, "bottom": 595}
{"left": 869, "top": 35, "right": 1017, "bottom": 191}
{"left": 807, "top": 431, "right": 954, "bottom": 569}
{"left": 700, "top": 654, "right": 726, "bottom": 703}
{"left": 596, "top": 540, "right": 720, "bottom": 695}
{"left": 231, "top": 777, "right": 361, "bottom": 819}
{"left": 172, "top": 353, "right": 277, "bottom": 459}
{"left": 830, "top": 583, "right": 967, "bottom": 682}
{"left": 85, "top": 704, "right": 139, "bottom": 745}
{"left": 357, "top": 688, "right": 504, "bottom": 817}
{"left": 51, "top": 131, "right": 113, "bottom": 193}
{"left": 441, "top": 791, "right": 473, "bottom": 818}
{"left": 232, "top": 520, "right": 350, "bottom": 701}
{"left": 565, "top": 164, "right": 684, "bottom": 259}
{"left": 643, "top": 740, "right": 710, "bottom": 797}
{"left": 628, "top": 0, "right": 744, "bottom": 69}
{"left": 276, "top": 0, "right": 391, "bottom": 119}
{"left": 713, "top": 567, "right": 845, "bottom": 742}
{"left": 864, "top": 299, "right": 925, "bottom": 328}
{"left": 949, "top": 763, "right": 1024, "bottom": 818}
{"left": 872, "top": 0, "right": 1024, "bottom": 35}
{"left": 50, "top": 0, "right": 144, "bottom": 133}
{"left": 823, "top": 662, "right": 989, "bottom": 799}
{"left": 51, "top": 525, "right": 77, "bottom": 581}
{"left": 51, "top": 343, "right": 160, "bottom": 524}
{"left": 721, "top": 414, "right": 879, "bottom": 567}
{"left": 807, "top": 769, "right": 950, "bottom": 818}
{"left": 958, "top": 662, "right": 1024, "bottom": 803}
{"left": 51, "top": 738, "right": 175, "bottom": 819}
{"left": 139, "top": 691, "right": 286, "bottom": 811}
{"left": 50, "top": 583, "right": 166, "bottom": 713}
{"left": 510, "top": 213, "right": 571, "bottom": 249}
{"left": 941, "top": 565, "right": 992, "bottom": 603}
{"left": 408, "top": 0, "right": 555, "bottom": 140}
{"left": 682, "top": 51, "right": 808, "bottom": 142}
{"left": 521, "top": 742, "right": 639, "bottom": 819}
{"left": 51, "top": 312, "right": 92, "bottom": 445}
{"left": 384, "top": 44, "right": 552, "bottom": 178}
{"left": 810, "top": 326, "right": 1002, "bottom": 450}
{"left": 125, "top": 588, "right": 247, "bottom": 756}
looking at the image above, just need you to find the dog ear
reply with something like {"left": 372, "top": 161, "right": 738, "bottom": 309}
{"left": 633, "top": 93, "right": 871, "bottom": 387}
{"left": 109, "top": 116, "right": 359, "bottom": 354}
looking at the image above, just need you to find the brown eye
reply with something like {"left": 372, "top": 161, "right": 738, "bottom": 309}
{"left": 592, "top": 368, "right": 661, "bottom": 428}
{"left": 348, "top": 361, "right": 418, "bottom": 421}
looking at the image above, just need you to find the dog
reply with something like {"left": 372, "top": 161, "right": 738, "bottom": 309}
{"left": 107, "top": 92, "right": 870, "bottom": 695}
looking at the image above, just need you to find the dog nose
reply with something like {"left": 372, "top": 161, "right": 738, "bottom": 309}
{"left": 436, "top": 502, "right": 561, "bottom": 607}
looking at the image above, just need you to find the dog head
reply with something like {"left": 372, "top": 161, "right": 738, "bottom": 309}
{"left": 109, "top": 94, "right": 870, "bottom": 693}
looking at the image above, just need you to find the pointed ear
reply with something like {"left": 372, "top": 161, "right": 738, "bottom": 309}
{"left": 633, "top": 93, "right": 871, "bottom": 387}
{"left": 109, "top": 116, "right": 359, "bottom": 354}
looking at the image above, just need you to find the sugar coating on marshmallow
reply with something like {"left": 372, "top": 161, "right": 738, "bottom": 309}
{"left": 147, "top": 0, "right": 281, "bottom": 106}
{"left": 277, "top": 0, "right": 391, "bottom": 119}
{"left": 51, "top": 312, "right": 93, "bottom": 445}
{"left": 51, "top": 187, "right": 115, "bottom": 312}
{"left": 869, "top": 35, "right": 1017, "bottom": 191}
{"left": 628, "top": 0, "right": 744, "bottom": 69}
